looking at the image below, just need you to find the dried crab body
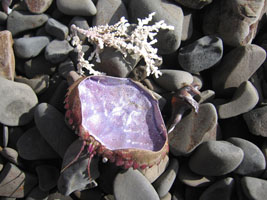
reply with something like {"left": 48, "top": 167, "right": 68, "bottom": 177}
{"left": 63, "top": 75, "right": 168, "bottom": 176}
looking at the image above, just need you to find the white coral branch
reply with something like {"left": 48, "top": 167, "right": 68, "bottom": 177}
{"left": 70, "top": 12, "right": 174, "bottom": 78}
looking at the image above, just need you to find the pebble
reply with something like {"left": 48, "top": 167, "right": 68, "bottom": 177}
{"left": 216, "top": 81, "right": 259, "bottom": 119}
{"left": 0, "top": 77, "right": 38, "bottom": 126}
{"left": 128, "top": 62, "right": 149, "bottom": 82}
{"left": 45, "top": 39, "right": 73, "bottom": 64}
{"left": 227, "top": 137, "right": 266, "bottom": 177}
{"left": 15, "top": 75, "right": 50, "bottom": 95}
{"left": 34, "top": 103, "right": 77, "bottom": 158}
{"left": 0, "top": 147, "right": 19, "bottom": 166}
{"left": 13, "top": 36, "right": 50, "bottom": 59}
{"left": 69, "top": 17, "right": 90, "bottom": 42}
{"left": 153, "top": 158, "right": 179, "bottom": 198}
{"left": 178, "top": 36, "right": 223, "bottom": 73}
{"left": 7, "top": 11, "right": 48, "bottom": 36}
{"left": 129, "top": 0, "right": 183, "bottom": 54}
{"left": 153, "top": 69, "right": 193, "bottom": 92}
{"left": 17, "top": 127, "right": 59, "bottom": 160}
{"left": 169, "top": 103, "right": 218, "bottom": 156}
{"left": 45, "top": 18, "right": 69, "bottom": 40}
{"left": 198, "top": 90, "right": 215, "bottom": 104}
{"left": 241, "top": 176, "right": 267, "bottom": 200}
{"left": 181, "top": 9, "right": 193, "bottom": 41}
{"left": 7, "top": 127, "right": 24, "bottom": 150}
{"left": 36, "top": 165, "right": 59, "bottom": 191}
{"left": 0, "top": 11, "right": 7, "bottom": 25}
{"left": 0, "top": 30, "right": 15, "bottom": 81}
{"left": 48, "top": 191, "right": 74, "bottom": 200}
{"left": 212, "top": 44, "right": 266, "bottom": 96}
{"left": 25, "top": 0, "right": 53, "bottom": 14}
{"left": 58, "top": 59, "right": 75, "bottom": 80}
{"left": 243, "top": 106, "right": 267, "bottom": 137}
{"left": 189, "top": 140, "right": 244, "bottom": 176}
{"left": 160, "top": 192, "right": 171, "bottom": 200}
{"left": 48, "top": 80, "right": 68, "bottom": 112}
{"left": 56, "top": 0, "right": 97, "bottom": 16}
{"left": 174, "top": 0, "right": 212, "bottom": 9}
{"left": 58, "top": 139, "right": 99, "bottom": 196}
{"left": 26, "top": 186, "right": 49, "bottom": 200}
{"left": 114, "top": 168, "right": 160, "bottom": 200}
{"left": 0, "top": 163, "right": 37, "bottom": 198}
{"left": 199, "top": 177, "right": 234, "bottom": 200}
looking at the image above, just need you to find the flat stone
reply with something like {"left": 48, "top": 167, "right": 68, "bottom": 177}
{"left": 153, "top": 158, "right": 179, "bottom": 198}
{"left": 0, "top": 147, "right": 19, "bottom": 166}
{"left": 7, "top": 11, "right": 48, "bottom": 36}
{"left": 243, "top": 106, "right": 267, "bottom": 137}
{"left": 228, "top": 137, "right": 266, "bottom": 177}
{"left": 17, "top": 127, "right": 59, "bottom": 160}
{"left": 14, "top": 36, "right": 50, "bottom": 59}
{"left": 36, "top": 165, "right": 59, "bottom": 191}
{"left": 25, "top": 0, "right": 53, "bottom": 14}
{"left": 45, "top": 39, "right": 73, "bottom": 64}
{"left": 69, "top": 17, "right": 90, "bottom": 42}
{"left": 178, "top": 36, "right": 223, "bottom": 73}
{"left": 45, "top": 18, "right": 69, "bottom": 40}
{"left": 153, "top": 69, "right": 193, "bottom": 92}
{"left": 26, "top": 186, "right": 49, "bottom": 200}
{"left": 173, "top": 0, "right": 212, "bottom": 9}
{"left": 58, "top": 139, "right": 99, "bottom": 196}
{"left": 129, "top": 0, "right": 183, "bottom": 54}
{"left": 189, "top": 141, "right": 244, "bottom": 176}
{"left": 199, "top": 177, "right": 234, "bottom": 200}
{"left": 217, "top": 81, "right": 259, "bottom": 119}
{"left": 169, "top": 103, "right": 218, "bottom": 156}
{"left": 241, "top": 176, "right": 267, "bottom": 200}
{"left": 34, "top": 103, "right": 77, "bottom": 158}
{"left": 114, "top": 168, "right": 160, "bottom": 200}
{"left": 0, "top": 30, "right": 15, "bottom": 80}
{"left": 56, "top": 0, "right": 97, "bottom": 16}
{"left": 0, "top": 163, "right": 37, "bottom": 198}
{"left": 0, "top": 77, "right": 38, "bottom": 126}
{"left": 212, "top": 44, "right": 266, "bottom": 96}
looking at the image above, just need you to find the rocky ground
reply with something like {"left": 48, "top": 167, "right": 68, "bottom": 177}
{"left": 0, "top": 0, "right": 267, "bottom": 199}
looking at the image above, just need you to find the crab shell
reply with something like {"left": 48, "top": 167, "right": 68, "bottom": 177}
{"left": 64, "top": 76, "right": 168, "bottom": 170}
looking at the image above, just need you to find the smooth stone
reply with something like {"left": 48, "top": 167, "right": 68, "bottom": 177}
{"left": 228, "top": 137, "right": 266, "bottom": 177}
{"left": 56, "top": 0, "right": 97, "bottom": 16}
{"left": 217, "top": 81, "right": 259, "bottom": 119}
{"left": 181, "top": 9, "right": 193, "bottom": 41}
{"left": 69, "top": 17, "right": 90, "bottom": 42}
{"left": 169, "top": 103, "right": 218, "bottom": 156}
{"left": 153, "top": 158, "right": 179, "bottom": 198}
{"left": 198, "top": 90, "right": 215, "bottom": 104}
{"left": 174, "top": 0, "right": 212, "bottom": 9}
{"left": 45, "top": 18, "right": 69, "bottom": 40}
{"left": 114, "top": 168, "right": 160, "bottom": 200}
{"left": 0, "top": 77, "right": 38, "bottom": 126}
{"left": 0, "top": 11, "right": 7, "bottom": 25}
{"left": 17, "top": 127, "right": 59, "bottom": 160}
{"left": 14, "top": 36, "right": 50, "bottom": 59}
{"left": 45, "top": 39, "right": 73, "bottom": 64}
{"left": 36, "top": 165, "right": 59, "bottom": 192}
{"left": 25, "top": 0, "right": 53, "bottom": 14}
{"left": 160, "top": 192, "right": 171, "bottom": 200}
{"left": 58, "top": 139, "right": 99, "bottom": 196}
{"left": 7, "top": 11, "right": 48, "bottom": 36}
{"left": 0, "top": 163, "right": 37, "bottom": 198}
{"left": 2, "top": 125, "right": 8, "bottom": 147}
{"left": 48, "top": 80, "right": 68, "bottom": 112}
{"left": 0, "top": 147, "right": 19, "bottom": 166}
{"left": 139, "top": 155, "right": 169, "bottom": 183}
{"left": 178, "top": 164, "right": 214, "bottom": 187}
{"left": 129, "top": 0, "right": 183, "bottom": 54}
{"left": 203, "top": 0, "right": 266, "bottom": 46}
{"left": 178, "top": 36, "right": 223, "bottom": 73}
{"left": 7, "top": 127, "right": 24, "bottom": 150}
{"left": 212, "top": 44, "right": 266, "bottom": 96}
{"left": 26, "top": 186, "right": 49, "bottom": 200}
{"left": 243, "top": 106, "right": 267, "bottom": 137}
{"left": 24, "top": 54, "right": 56, "bottom": 79}
{"left": 15, "top": 75, "right": 49, "bottom": 95}
{"left": 199, "top": 177, "right": 234, "bottom": 200}
{"left": 0, "top": 30, "right": 15, "bottom": 80}
{"left": 58, "top": 59, "right": 75, "bottom": 80}
{"left": 153, "top": 69, "right": 193, "bottom": 92}
{"left": 34, "top": 103, "right": 77, "bottom": 158}
{"left": 48, "top": 191, "right": 73, "bottom": 200}
{"left": 241, "top": 176, "right": 267, "bottom": 200}
{"left": 189, "top": 141, "right": 244, "bottom": 176}
{"left": 93, "top": 0, "right": 128, "bottom": 26}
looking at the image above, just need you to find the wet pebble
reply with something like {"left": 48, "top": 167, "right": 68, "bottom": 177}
{"left": 36, "top": 165, "right": 59, "bottom": 191}
{"left": 241, "top": 176, "right": 267, "bottom": 200}
{"left": 45, "top": 18, "right": 69, "bottom": 40}
{"left": 56, "top": 0, "right": 97, "bottom": 16}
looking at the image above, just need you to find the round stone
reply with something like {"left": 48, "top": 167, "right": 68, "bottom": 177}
{"left": 241, "top": 176, "right": 267, "bottom": 200}
{"left": 25, "top": 0, "right": 53, "bottom": 14}
{"left": 45, "top": 18, "right": 69, "bottom": 40}
{"left": 56, "top": 0, "right": 97, "bottom": 16}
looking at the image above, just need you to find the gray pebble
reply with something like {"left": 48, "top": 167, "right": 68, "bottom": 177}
{"left": 173, "top": 0, "right": 212, "bottom": 9}
{"left": 58, "top": 59, "right": 75, "bottom": 80}
{"left": 178, "top": 36, "right": 223, "bottom": 73}
{"left": 7, "top": 127, "right": 24, "bottom": 150}
{"left": 228, "top": 137, "right": 266, "bottom": 177}
{"left": 160, "top": 192, "right": 171, "bottom": 200}
{"left": 189, "top": 141, "right": 244, "bottom": 176}
{"left": 7, "top": 11, "right": 48, "bottom": 36}
{"left": 0, "top": 11, "right": 7, "bottom": 25}
{"left": 198, "top": 90, "right": 215, "bottom": 104}
{"left": 181, "top": 9, "right": 193, "bottom": 41}
{"left": 45, "top": 18, "right": 69, "bottom": 40}
{"left": 69, "top": 17, "right": 90, "bottom": 42}
{"left": 241, "top": 176, "right": 267, "bottom": 200}
{"left": 45, "top": 39, "right": 73, "bottom": 64}
{"left": 114, "top": 168, "right": 160, "bottom": 200}
{"left": 36, "top": 165, "right": 59, "bottom": 191}
{"left": 14, "top": 36, "right": 50, "bottom": 59}
{"left": 0, "top": 77, "right": 38, "bottom": 126}
{"left": 56, "top": 0, "right": 97, "bottom": 16}
{"left": 0, "top": 147, "right": 19, "bottom": 166}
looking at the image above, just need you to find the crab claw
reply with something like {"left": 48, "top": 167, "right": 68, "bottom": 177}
{"left": 167, "top": 85, "right": 200, "bottom": 133}
{"left": 1, "top": 0, "right": 12, "bottom": 14}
